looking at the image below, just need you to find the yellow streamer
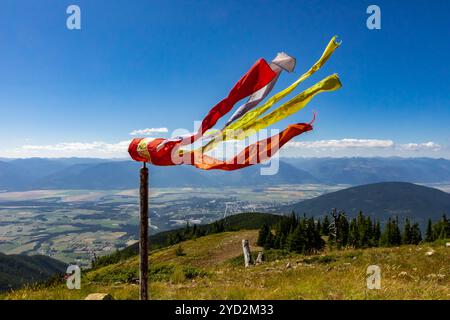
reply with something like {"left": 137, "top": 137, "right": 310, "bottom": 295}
{"left": 198, "top": 36, "right": 341, "bottom": 154}
{"left": 226, "top": 35, "right": 341, "bottom": 132}
{"left": 201, "top": 74, "right": 342, "bottom": 153}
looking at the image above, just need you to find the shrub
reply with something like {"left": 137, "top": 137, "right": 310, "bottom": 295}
{"left": 175, "top": 245, "right": 186, "bottom": 256}
{"left": 171, "top": 266, "right": 186, "bottom": 284}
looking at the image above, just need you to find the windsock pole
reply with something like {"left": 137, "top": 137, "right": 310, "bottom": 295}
{"left": 139, "top": 162, "right": 149, "bottom": 300}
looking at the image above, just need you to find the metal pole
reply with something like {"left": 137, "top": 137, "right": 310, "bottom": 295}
{"left": 139, "top": 162, "right": 149, "bottom": 300}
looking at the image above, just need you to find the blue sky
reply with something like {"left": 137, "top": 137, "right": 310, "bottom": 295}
{"left": 0, "top": 0, "right": 449, "bottom": 158}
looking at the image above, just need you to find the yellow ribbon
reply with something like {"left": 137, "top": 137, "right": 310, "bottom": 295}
{"left": 201, "top": 74, "right": 342, "bottom": 153}
{"left": 199, "top": 36, "right": 342, "bottom": 153}
{"left": 226, "top": 35, "right": 341, "bottom": 132}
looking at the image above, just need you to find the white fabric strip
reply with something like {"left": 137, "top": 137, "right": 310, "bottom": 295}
{"left": 224, "top": 52, "right": 296, "bottom": 126}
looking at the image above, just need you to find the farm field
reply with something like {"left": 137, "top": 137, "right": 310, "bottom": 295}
{"left": 0, "top": 184, "right": 345, "bottom": 266}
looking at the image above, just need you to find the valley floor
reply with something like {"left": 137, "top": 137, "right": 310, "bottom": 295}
{"left": 2, "top": 230, "right": 449, "bottom": 300}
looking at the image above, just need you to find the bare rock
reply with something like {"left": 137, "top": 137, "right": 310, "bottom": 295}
{"left": 85, "top": 293, "right": 114, "bottom": 300}
{"left": 425, "top": 249, "right": 435, "bottom": 256}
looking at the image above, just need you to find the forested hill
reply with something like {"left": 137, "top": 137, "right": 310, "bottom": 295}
{"left": 0, "top": 253, "right": 67, "bottom": 291}
{"left": 282, "top": 182, "right": 450, "bottom": 223}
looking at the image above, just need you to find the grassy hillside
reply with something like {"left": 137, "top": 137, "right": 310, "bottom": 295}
{"left": 3, "top": 230, "right": 448, "bottom": 300}
{"left": 93, "top": 212, "right": 286, "bottom": 268}
{"left": 0, "top": 253, "right": 67, "bottom": 291}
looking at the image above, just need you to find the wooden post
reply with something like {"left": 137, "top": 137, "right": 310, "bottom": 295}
{"left": 139, "top": 162, "right": 149, "bottom": 300}
{"left": 242, "top": 239, "right": 252, "bottom": 267}
{"left": 255, "top": 251, "right": 263, "bottom": 264}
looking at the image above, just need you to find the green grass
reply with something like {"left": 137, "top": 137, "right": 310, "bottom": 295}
{"left": 2, "top": 230, "right": 449, "bottom": 300}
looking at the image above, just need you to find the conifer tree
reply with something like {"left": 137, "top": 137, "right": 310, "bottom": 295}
{"left": 287, "top": 223, "right": 305, "bottom": 254}
{"left": 316, "top": 219, "right": 322, "bottom": 237}
{"left": 264, "top": 231, "right": 275, "bottom": 249}
{"left": 381, "top": 218, "right": 393, "bottom": 247}
{"left": 365, "top": 217, "right": 374, "bottom": 247}
{"left": 373, "top": 221, "right": 381, "bottom": 246}
{"left": 349, "top": 218, "right": 359, "bottom": 247}
{"left": 279, "top": 232, "right": 287, "bottom": 250}
{"left": 337, "top": 212, "right": 349, "bottom": 248}
{"left": 304, "top": 217, "right": 316, "bottom": 254}
{"left": 289, "top": 211, "right": 298, "bottom": 231}
{"left": 322, "top": 215, "right": 331, "bottom": 236}
{"left": 257, "top": 224, "right": 270, "bottom": 247}
{"left": 273, "top": 230, "right": 281, "bottom": 249}
{"left": 392, "top": 217, "right": 402, "bottom": 245}
{"left": 402, "top": 218, "right": 412, "bottom": 244}
{"left": 410, "top": 223, "right": 422, "bottom": 245}
{"left": 425, "top": 218, "right": 433, "bottom": 242}
{"left": 434, "top": 214, "right": 449, "bottom": 239}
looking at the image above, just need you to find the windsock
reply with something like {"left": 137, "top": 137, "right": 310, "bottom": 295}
{"left": 128, "top": 36, "right": 342, "bottom": 171}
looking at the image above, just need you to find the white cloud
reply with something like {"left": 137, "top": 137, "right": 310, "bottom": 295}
{"left": 0, "top": 137, "right": 446, "bottom": 159}
{"left": 129, "top": 128, "right": 168, "bottom": 136}
{"left": 281, "top": 138, "right": 446, "bottom": 158}
{"left": 3, "top": 140, "right": 137, "bottom": 158}
{"left": 286, "top": 139, "right": 394, "bottom": 149}
{"left": 22, "top": 141, "right": 130, "bottom": 152}
{"left": 398, "top": 141, "right": 441, "bottom": 151}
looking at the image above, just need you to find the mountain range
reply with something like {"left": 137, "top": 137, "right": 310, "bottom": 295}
{"left": 1, "top": 157, "right": 450, "bottom": 190}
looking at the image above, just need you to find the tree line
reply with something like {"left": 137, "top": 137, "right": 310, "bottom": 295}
{"left": 167, "top": 220, "right": 226, "bottom": 245}
{"left": 257, "top": 210, "right": 450, "bottom": 254}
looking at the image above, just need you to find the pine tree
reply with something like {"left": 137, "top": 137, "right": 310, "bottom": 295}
{"left": 287, "top": 223, "right": 305, "bottom": 254}
{"left": 402, "top": 218, "right": 412, "bottom": 244}
{"left": 184, "top": 221, "right": 191, "bottom": 237}
{"left": 314, "top": 219, "right": 325, "bottom": 252}
{"left": 322, "top": 215, "right": 330, "bottom": 236}
{"left": 273, "top": 230, "right": 281, "bottom": 249}
{"left": 337, "top": 212, "right": 349, "bottom": 248}
{"left": 264, "top": 231, "right": 275, "bottom": 249}
{"left": 392, "top": 217, "right": 402, "bottom": 245}
{"left": 373, "top": 221, "right": 381, "bottom": 246}
{"left": 257, "top": 224, "right": 270, "bottom": 247}
{"left": 279, "top": 232, "right": 287, "bottom": 250}
{"left": 425, "top": 218, "right": 434, "bottom": 242}
{"left": 365, "top": 217, "right": 374, "bottom": 247}
{"left": 192, "top": 224, "right": 198, "bottom": 239}
{"left": 356, "top": 211, "right": 365, "bottom": 247}
{"left": 316, "top": 219, "right": 322, "bottom": 237}
{"left": 349, "top": 218, "right": 359, "bottom": 248}
{"left": 445, "top": 214, "right": 450, "bottom": 237}
{"left": 381, "top": 218, "right": 394, "bottom": 247}
{"left": 435, "top": 214, "right": 449, "bottom": 239}
{"left": 289, "top": 211, "right": 298, "bottom": 231}
{"left": 410, "top": 223, "right": 422, "bottom": 245}
{"left": 304, "top": 217, "right": 316, "bottom": 254}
